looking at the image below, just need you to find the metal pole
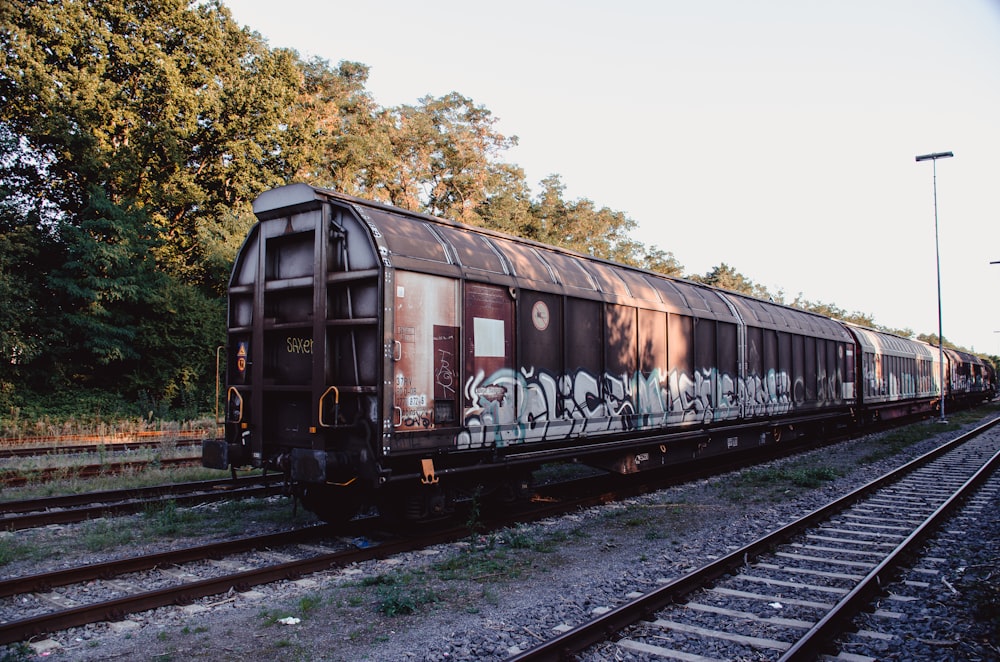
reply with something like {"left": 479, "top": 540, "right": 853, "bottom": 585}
{"left": 216, "top": 345, "right": 224, "bottom": 427}
{"left": 932, "top": 157, "right": 946, "bottom": 423}
{"left": 916, "top": 151, "right": 953, "bottom": 423}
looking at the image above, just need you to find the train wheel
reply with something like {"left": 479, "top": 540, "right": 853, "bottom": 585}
{"left": 298, "top": 483, "right": 364, "bottom": 523}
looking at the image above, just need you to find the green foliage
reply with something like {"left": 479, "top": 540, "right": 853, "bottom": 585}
{"left": 355, "top": 571, "right": 441, "bottom": 615}
{"left": 0, "top": 0, "right": 292, "bottom": 413}
{"left": 0, "top": 643, "right": 33, "bottom": 662}
{"left": 374, "top": 579, "right": 439, "bottom": 616}
{"left": 81, "top": 519, "right": 137, "bottom": 552}
{"left": 0, "top": 0, "right": 950, "bottom": 422}
{"left": 718, "top": 464, "right": 843, "bottom": 502}
{"left": 143, "top": 499, "right": 201, "bottom": 536}
{"left": 431, "top": 529, "right": 554, "bottom": 581}
{"left": 0, "top": 535, "right": 35, "bottom": 567}
{"left": 692, "top": 262, "right": 770, "bottom": 298}
{"left": 298, "top": 593, "right": 324, "bottom": 614}
{"left": 46, "top": 188, "right": 162, "bottom": 374}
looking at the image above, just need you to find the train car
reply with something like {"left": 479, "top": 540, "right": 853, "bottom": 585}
{"left": 944, "top": 347, "right": 996, "bottom": 407}
{"left": 203, "top": 183, "right": 974, "bottom": 522}
{"left": 845, "top": 325, "right": 942, "bottom": 422}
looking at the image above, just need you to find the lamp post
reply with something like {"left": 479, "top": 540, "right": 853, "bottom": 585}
{"left": 915, "top": 151, "right": 953, "bottom": 423}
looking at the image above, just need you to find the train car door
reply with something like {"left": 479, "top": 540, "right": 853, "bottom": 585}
{"left": 392, "top": 272, "right": 460, "bottom": 438}
{"left": 461, "top": 282, "right": 516, "bottom": 449}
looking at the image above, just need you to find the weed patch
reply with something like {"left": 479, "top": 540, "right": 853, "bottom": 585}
{"left": 80, "top": 519, "right": 137, "bottom": 551}
{"left": 376, "top": 582, "right": 439, "bottom": 616}
{"left": 143, "top": 500, "right": 202, "bottom": 536}
{"left": 0, "top": 535, "right": 35, "bottom": 567}
{"left": 356, "top": 571, "right": 441, "bottom": 616}
{"left": 717, "top": 464, "right": 843, "bottom": 502}
{"left": 430, "top": 526, "right": 564, "bottom": 585}
{"left": 0, "top": 643, "right": 33, "bottom": 662}
{"left": 298, "top": 593, "right": 323, "bottom": 614}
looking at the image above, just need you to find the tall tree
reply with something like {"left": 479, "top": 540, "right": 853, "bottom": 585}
{"left": 694, "top": 263, "right": 772, "bottom": 299}
{"left": 0, "top": 0, "right": 304, "bottom": 285}
{"left": 0, "top": 0, "right": 693, "bottom": 415}
{"left": 529, "top": 175, "right": 644, "bottom": 262}
{"left": 290, "top": 59, "right": 395, "bottom": 200}
{"left": 0, "top": 0, "right": 306, "bottom": 409}
{"left": 382, "top": 93, "right": 519, "bottom": 223}
{"left": 636, "top": 245, "right": 684, "bottom": 277}
{"left": 44, "top": 188, "right": 163, "bottom": 385}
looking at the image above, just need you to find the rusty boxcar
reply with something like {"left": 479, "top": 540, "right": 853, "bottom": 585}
{"left": 203, "top": 183, "right": 994, "bottom": 522}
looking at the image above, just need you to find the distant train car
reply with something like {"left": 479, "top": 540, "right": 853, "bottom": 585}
{"left": 203, "top": 183, "right": 989, "bottom": 522}
{"left": 944, "top": 347, "right": 996, "bottom": 405}
{"left": 846, "top": 324, "right": 942, "bottom": 422}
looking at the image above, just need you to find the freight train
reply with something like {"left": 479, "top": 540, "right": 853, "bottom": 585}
{"left": 203, "top": 183, "right": 996, "bottom": 522}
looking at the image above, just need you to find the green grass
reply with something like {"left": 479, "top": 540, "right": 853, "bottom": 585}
{"left": 298, "top": 593, "right": 324, "bottom": 614}
{"left": 713, "top": 404, "right": 1000, "bottom": 504}
{"left": 143, "top": 499, "right": 204, "bottom": 537}
{"left": 0, "top": 643, "right": 34, "bottom": 662}
{"left": 716, "top": 464, "right": 844, "bottom": 503}
{"left": 861, "top": 404, "right": 1000, "bottom": 463}
{"left": 431, "top": 527, "right": 557, "bottom": 582}
{"left": 322, "top": 571, "right": 443, "bottom": 617}
{"left": 0, "top": 535, "right": 36, "bottom": 568}
{"left": 375, "top": 581, "right": 440, "bottom": 616}
{"left": 80, "top": 519, "right": 137, "bottom": 551}
{"left": 8, "top": 494, "right": 314, "bottom": 566}
{"left": 0, "top": 464, "right": 238, "bottom": 503}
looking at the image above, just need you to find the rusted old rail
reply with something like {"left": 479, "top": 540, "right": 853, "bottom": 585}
{"left": 0, "top": 462, "right": 726, "bottom": 646}
{"left": 0, "top": 456, "right": 203, "bottom": 488}
{"left": 0, "top": 432, "right": 215, "bottom": 457}
{"left": 0, "top": 475, "right": 283, "bottom": 530}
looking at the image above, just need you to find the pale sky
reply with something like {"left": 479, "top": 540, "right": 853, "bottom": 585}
{"left": 224, "top": 0, "right": 1000, "bottom": 355}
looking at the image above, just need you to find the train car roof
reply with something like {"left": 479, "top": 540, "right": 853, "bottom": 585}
{"left": 251, "top": 184, "right": 852, "bottom": 341}
{"left": 846, "top": 323, "right": 937, "bottom": 358}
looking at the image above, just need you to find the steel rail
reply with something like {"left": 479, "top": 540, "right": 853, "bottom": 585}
{"left": 5, "top": 415, "right": 995, "bottom": 650}
{"left": 0, "top": 438, "right": 203, "bottom": 459}
{"left": 0, "top": 525, "right": 468, "bottom": 646}
{"left": 0, "top": 524, "right": 334, "bottom": 598}
{"left": 0, "top": 456, "right": 204, "bottom": 488}
{"left": 1, "top": 476, "right": 283, "bottom": 531}
{"left": 0, "top": 474, "right": 276, "bottom": 516}
{"left": 508, "top": 415, "right": 1000, "bottom": 661}
{"left": 0, "top": 464, "right": 717, "bottom": 646}
{"left": 779, "top": 435, "right": 1000, "bottom": 660}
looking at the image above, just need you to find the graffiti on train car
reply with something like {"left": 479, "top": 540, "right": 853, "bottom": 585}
{"left": 457, "top": 365, "right": 795, "bottom": 450}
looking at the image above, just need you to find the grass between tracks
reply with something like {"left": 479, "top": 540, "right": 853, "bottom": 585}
{"left": 0, "top": 496, "right": 318, "bottom": 569}
{"left": 716, "top": 403, "right": 1000, "bottom": 503}
{"left": 0, "top": 462, "right": 252, "bottom": 502}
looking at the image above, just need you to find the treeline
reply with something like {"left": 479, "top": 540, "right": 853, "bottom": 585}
{"left": 0, "top": 1, "right": 970, "bottom": 421}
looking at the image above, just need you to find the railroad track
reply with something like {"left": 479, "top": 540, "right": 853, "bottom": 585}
{"left": 0, "top": 463, "right": 728, "bottom": 648}
{"left": 0, "top": 523, "right": 374, "bottom": 646}
{"left": 3, "top": 414, "right": 993, "bottom": 652}
{"left": 0, "top": 456, "right": 205, "bottom": 488}
{"left": 0, "top": 475, "right": 283, "bottom": 530}
{"left": 510, "top": 415, "right": 1000, "bottom": 661}
{"left": 0, "top": 437, "right": 204, "bottom": 459}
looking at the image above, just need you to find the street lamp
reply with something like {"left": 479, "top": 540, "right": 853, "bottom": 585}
{"left": 915, "top": 150, "right": 953, "bottom": 423}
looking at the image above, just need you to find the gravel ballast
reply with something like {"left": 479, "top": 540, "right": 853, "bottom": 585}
{"left": 5, "top": 412, "right": 999, "bottom": 661}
